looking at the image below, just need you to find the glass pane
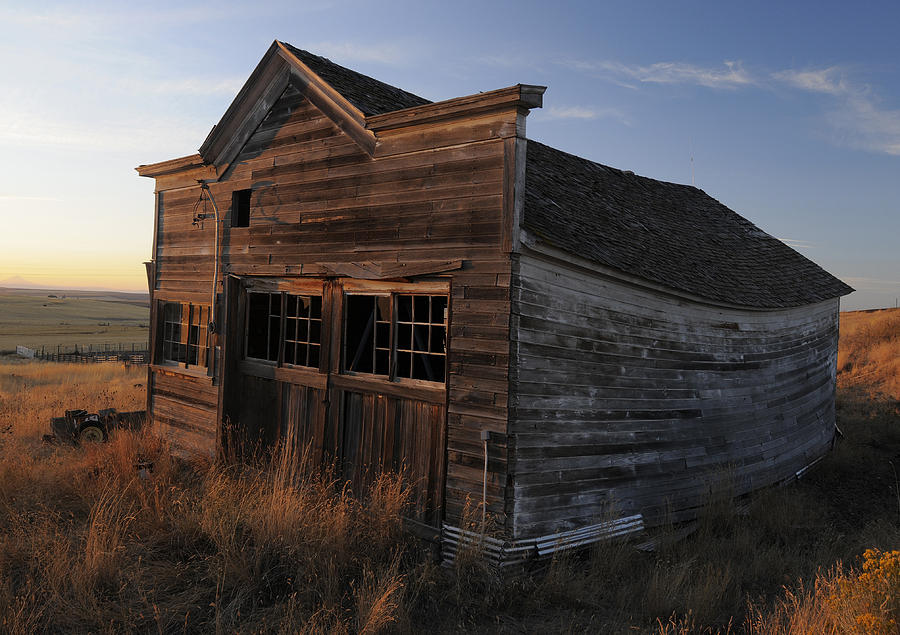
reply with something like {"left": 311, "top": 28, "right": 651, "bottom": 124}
{"left": 284, "top": 341, "right": 295, "bottom": 365}
{"left": 397, "top": 295, "right": 412, "bottom": 322}
{"left": 397, "top": 351, "right": 411, "bottom": 378}
{"left": 431, "top": 296, "right": 448, "bottom": 324}
{"left": 297, "top": 319, "right": 308, "bottom": 342}
{"left": 375, "top": 349, "right": 389, "bottom": 375}
{"left": 414, "top": 296, "right": 429, "bottom": 322}
{"left": 431, "top": 326, "right": 446, "bottom": 354}
{"left": 308, "top": 344, "right": 320, "bottom": 368}
{"left": 309, "top": 320, "right": 321, "bottom": 344}
{"left": 268, "top": 315, "right": 281, "bottom": 361}
{"left": 413, "top": 353, "right": 439, "bottom": 381}
{"left": 269, "top": 293, "right": 282, "bottom": 317}
{"left": 298, "top": 296, "right": 309, "bottom": 319}
{"left": 413, "top": 324, "right": 429, "bottom": 352}
{"left": 397, "top": 323, "right": 412, "bottom": 351}
{"left": 285, "top": 295, "right": 297, "bottom": 318}
{"left": 294, "top": 343, "right": 306, "bottom": 366}
{"left": 310, "top": 296, "right": 322, "bottom": 319}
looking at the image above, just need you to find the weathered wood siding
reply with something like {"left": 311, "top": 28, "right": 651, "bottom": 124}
{"left": 150, "top": 82, "right": 519, "bottom": 526}
{"left": 509, "top": 253, "right": 839, "bottom": 538}
{"left": 149, "top": 367, "right": 217, "bottom": 454}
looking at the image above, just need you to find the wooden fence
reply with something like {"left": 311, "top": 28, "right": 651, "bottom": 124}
{"left": 17, "top": 343, "right": 149, "bottom": 365}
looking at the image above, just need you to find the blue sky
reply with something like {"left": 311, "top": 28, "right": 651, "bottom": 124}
{"left": 0, "top": 1, "right": 897, "bottom": 310}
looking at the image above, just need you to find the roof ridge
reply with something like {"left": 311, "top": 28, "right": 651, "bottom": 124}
{"left": 281, "top": 42, "right": 432, "bottom": 116}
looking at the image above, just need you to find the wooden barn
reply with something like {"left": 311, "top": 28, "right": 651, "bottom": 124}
{"left": 137, "top": 41, "right": 853, "bottom": 562}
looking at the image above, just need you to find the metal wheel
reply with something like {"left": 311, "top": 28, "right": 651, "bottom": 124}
{"left": 79, "top": 424, "right": 106, "bottom": 443}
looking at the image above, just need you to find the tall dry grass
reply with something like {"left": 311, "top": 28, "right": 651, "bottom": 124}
{"left": 1, "top": 303, "right": 898, "bottom": 633}
{"left": 838, "top": 307, "right": 900, "bottom": 399}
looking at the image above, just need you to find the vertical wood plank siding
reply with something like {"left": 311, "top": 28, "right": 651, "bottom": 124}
{"left": 509, "top": 254, "right": 839, "bottom": 538}
{"left": 150, "top": 84, "right": 515, "bottom": 527}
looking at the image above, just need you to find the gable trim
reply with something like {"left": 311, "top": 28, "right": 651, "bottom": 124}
{"left": 199, "top": 40, "right": 378, "bottom": 171}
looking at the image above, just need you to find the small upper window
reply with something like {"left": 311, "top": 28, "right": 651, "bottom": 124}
{"left": 232, "top": 189, "right": 251, "bottom": 227}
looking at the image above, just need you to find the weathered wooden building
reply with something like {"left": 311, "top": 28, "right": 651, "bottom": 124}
{"left": 137, "top": 41, "right": 853, "bottom": 561}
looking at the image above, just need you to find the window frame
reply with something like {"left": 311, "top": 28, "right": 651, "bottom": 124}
{"left": 231, "top": 189, "right": 251, "bottom": 228}
{"left": 244, "top": 290, "right": 324, "bottom": 371}
{"left": 341, "top": 291, "right": 448, "bottom": 385}
{"left": 158, "top": 301, "right": 209, "bottom": 370}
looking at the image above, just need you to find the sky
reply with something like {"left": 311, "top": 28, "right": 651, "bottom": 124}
{"left": 0, "top": 1, "right": 898, "bottom": 311}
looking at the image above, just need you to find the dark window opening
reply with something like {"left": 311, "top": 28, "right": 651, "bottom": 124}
{"left": 160, "top": 301, "right": 208, "bottom": 368}
{"left": 245, "top": 291, "right": 322, "bottom": 368}
{"left": 343, "top": 293, "right": 447, "bottom": 383}
{"left": 232, "top": 189, "right": 251, "bottom": 228}
{"left": 344, "top": 295, "right": 391, "bottom": 375}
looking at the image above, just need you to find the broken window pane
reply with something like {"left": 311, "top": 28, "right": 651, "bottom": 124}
{"left": 344, "top": 295, "right": 390, "bottom": 375}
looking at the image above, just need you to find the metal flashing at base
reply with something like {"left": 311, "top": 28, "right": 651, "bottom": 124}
{"left": 441, "top": 514, "right": 645, "bottom": 568}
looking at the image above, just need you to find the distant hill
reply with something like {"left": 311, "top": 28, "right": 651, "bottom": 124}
{"left": 0, "top": 286, "right": 148, "bottom": 303}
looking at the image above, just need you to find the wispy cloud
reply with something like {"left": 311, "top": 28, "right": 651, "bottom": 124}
{"left": 538, "top": 105, "right": 632, "bottom": 126}
{"left": 773, "top": 67, "right": 848, "bottom": 95}
{"left": 304, "top": 41, "right": 412, "bottom": 66}
{"left": 117, "top": 76, "right": 246, "bottom": 97}
{"left": 0, "top": 104, "right": 202, "bottom": 155}
{"left": 570, "top": 59, "right": 754, "bottom": 89}
{"left": 774, "top": 66, "right": 900, "bottom": 156}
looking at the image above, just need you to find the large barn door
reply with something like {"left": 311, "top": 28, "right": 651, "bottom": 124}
{"left": 222, "top": 277, "right": 448, "bottom": 527}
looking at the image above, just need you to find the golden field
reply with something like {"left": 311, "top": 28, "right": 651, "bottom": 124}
{"left": 0, "top": 308, "right": 897, "bottom": 633}
{"left": 0, "top": 288, "right": 149, "bottom": 353}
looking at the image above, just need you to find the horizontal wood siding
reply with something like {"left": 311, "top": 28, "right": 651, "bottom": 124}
{"left": 152, "top": 82, "right": 517, "bottom": 527}
{"left": 149, "top": 367, "right": 217, "bottom": 454}
{"left": 509, "top": 254, "right": 839, "bottom": 538}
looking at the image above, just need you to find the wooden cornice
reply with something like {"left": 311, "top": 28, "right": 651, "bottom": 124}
{"left": 135, "top": 153, "right": 208, "bottom": 178}
{"left": 366, "top": 84, "right": 546, "bottom": 132}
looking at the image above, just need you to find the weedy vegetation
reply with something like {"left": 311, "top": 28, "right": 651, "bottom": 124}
{"left": 0, "top": 308, "right": 898, "bottom": 633}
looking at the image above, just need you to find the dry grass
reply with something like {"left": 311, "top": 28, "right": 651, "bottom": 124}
{"left": 0, "top": 305, "right": 898, "bottom": 632}
{"left": 838, "top": 307, "right": 900, "bottom": 399}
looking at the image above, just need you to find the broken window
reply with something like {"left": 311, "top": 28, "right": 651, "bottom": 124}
{"left": 343, "top": 294, "right": 447, "bottom": 383}
{"left": 246, "top": 292, "right": 282, "bottom": 361}
{"left": 246, "top": 291, "right": 322, "bottom": 368}
{"left": 160, "top": 301, "right": 208, "bottom": 368}
{"left": 344, "top": 295, "right": 391, "bottom": 375}
{"left": 232, "top": 189, "right": 251, "bottom": 227}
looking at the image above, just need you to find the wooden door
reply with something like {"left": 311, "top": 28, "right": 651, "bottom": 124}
{"left": 222, "top": 277, "right": 448, "bottom": 526}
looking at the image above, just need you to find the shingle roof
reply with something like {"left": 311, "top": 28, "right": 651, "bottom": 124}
{"left": 523, "top": 140, "right": 853, "bottom": 308}
{"left": 282, "top": 43, "right": 432, "bottom": 116}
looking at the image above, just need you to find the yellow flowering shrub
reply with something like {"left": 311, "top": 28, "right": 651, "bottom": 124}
{"left": 829, "top": 549, "right": 900, "bottom": 635}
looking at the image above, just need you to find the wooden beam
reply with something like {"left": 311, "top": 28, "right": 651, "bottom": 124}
{"left": 317, "top": 259, "right": 464, "bottom": 280}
